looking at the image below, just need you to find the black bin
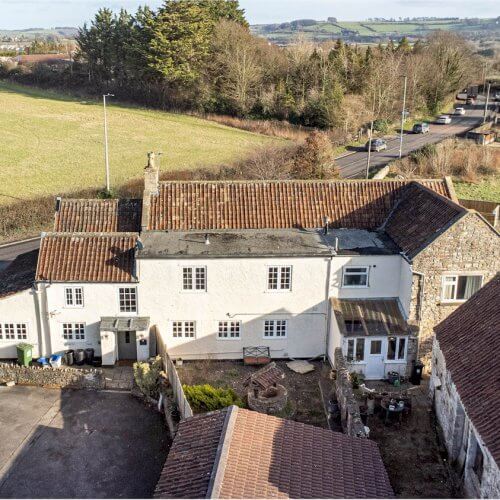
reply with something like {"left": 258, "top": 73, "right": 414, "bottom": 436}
{"left": 65, "top": 349, "right": 74, "bottom": 366}
{"left": 410, "top": 361, "right": 424, "bottom": 385}
{"left": 74, "top": 349, "right": 85, "bottom": 366}
{"left": 84, "top": 348, "right": 95, "bottom": 365}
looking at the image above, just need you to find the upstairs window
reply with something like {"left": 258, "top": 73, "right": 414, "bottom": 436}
{"left": 63, "top": 323, "right": 85, "bottom": 341}
{"left": 442, "top": 275, "right": 483, "bottom": 302}
{"left": 346, "top": 338, "right": 365, "bottom": 362}
{"left": 268, "top": 266, "right": 292, "bottom": 291}
{"left": 183, "top": 267, "right": 206, "bottom": 291}
{"left": 342, "top": 266, "right": 369, "bottom": 287}
{"left": 119, "top": 287, "right": 137, "bottom": 313}
{"left": 172, "top": 321, "right": 196, "bottom": 339}
{"left": 264, "top": 320, "right": 287, "bottom": 338}
{"left": 218, "top": 321, "right": 241, "bottom": 340}
{"left": 65, "top": 287, "right": 84, "bottom": 307}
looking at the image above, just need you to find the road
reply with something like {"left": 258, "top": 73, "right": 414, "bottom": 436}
{"left": 0, "top": 238, "right": 40, "bottom": 272}
{"left": 336, "top": 100, "right": 492, "bottom": 178}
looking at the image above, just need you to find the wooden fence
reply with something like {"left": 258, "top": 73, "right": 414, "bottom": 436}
{"left": 459, "top": 199, "right": 499, "bottom": 229}
{"left": 155, "top": 327, "right": 193, "bottom": 420}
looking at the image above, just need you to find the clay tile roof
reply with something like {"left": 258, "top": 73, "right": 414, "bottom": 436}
{"left": 435, "top": 274, "right": 500, "bottom": 466}
{"left": 54, "top": 199, "right": 142, "bottom": 233}
{"left": 0, "top": 250, "right": 38, "bottom": 298}
{"left": 148, "top": 179, "right": 452, "bottom": 231}
{"left": 331, "top": 298, "right": 408, "bottom": 337}
{"left": 35, "top": 233, "right": 138, "bottom": 283}
{"left": 155, "top": 406, "right": 394, "bottom": 499}
{"left": 384, "top": 182, "right": 466, "bottom": 258}
{"left": 154, "top": 409, "right": 229, "bottom": 499}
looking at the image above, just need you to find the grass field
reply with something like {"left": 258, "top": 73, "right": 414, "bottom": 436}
{"left": 0, "top": 82, "right": 280, "bottom": 205}
{"left": 454, "top": 177, "right": 500, "bottom": 203}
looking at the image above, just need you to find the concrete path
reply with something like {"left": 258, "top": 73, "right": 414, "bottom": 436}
{"left": 0, "top": 386, "right": 170, "bottom": 498}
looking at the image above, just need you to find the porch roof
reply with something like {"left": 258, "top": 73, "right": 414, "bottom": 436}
{"left": 100, "top": 316, "right": 150, "bottom": 332}
{"left": 331, "top": 298, "right": 408, "bottom": 337}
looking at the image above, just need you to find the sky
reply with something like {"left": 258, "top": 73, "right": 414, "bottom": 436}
{"left": 0, "top": 0, "right": 498, "bottom": 30}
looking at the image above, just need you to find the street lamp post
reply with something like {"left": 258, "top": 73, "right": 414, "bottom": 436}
{"left": 103, "top": 93, "right": 114, "bottom": 193}
{"left": 365, "top": 119, "right": 374, "bottom": 179}
{"left": 399, "top": 75, "right": 408, "bottom": 159}
{"left": 483, "top": 83, "right": 491, "bottom": 124}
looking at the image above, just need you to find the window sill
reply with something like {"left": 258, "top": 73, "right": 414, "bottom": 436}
{"left": 439, "top": 300, "right": 467, "bottom": 306}
{"left": 342, "top": 285, "right": 369, "bottom": 289}
{"left": 63, "top": 306, "right": 84, "bottom": 309}
{"left": 217, "top": 338, "right": 241, "bottom": 341}
{"left": 263, "top": 337, "right": 287, "bottom": 340}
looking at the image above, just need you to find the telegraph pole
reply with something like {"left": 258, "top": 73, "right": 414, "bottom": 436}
{"left": 483, "top": 83, "right": 491, "bottom": 124}
{"left": 399, "top": 75, "right": 408, "bottom": 159}
{"left": 103, "top": 93, "right": 114, "bottom": 192}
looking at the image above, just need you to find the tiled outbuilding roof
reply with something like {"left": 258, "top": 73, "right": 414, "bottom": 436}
{"left": 435, "top": 274, "right": 500, "bottom": 467}
{"left": 331, "top": 298, "right": 408, "bottom": 337}
{"left": 384, "top": 183, "right": 466, "bottom": 258}
{"left": 54, "top": 199, "right": 142, "bottom": 233}
{"left": 155, "top": 406, "right": 394, "bottom": 499}
{"left": 147, "top": 179, "right": 452, "bottom": 231}
{"left": 0, "top": 250, "right": 38, "bottom": 298}
{"left": 36, "top": 233, "right": 138, "bottom": 283}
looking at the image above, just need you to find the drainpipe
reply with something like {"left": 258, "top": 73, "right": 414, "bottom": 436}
{"left": 412, "top": 270, "right": 425, "bottom": 361}
{"left": 33, "top": 282, "right": 52, "bottom": 356}
{"left": 324, "top": 256, "right": 333, "bottom": 364}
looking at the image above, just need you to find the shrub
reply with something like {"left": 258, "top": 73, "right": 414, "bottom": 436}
{"left": 183, "top": 384, "right": 244, "bottom": 412}
{"left": 373, "top": 119, "right": 390, "bottom": 134}
{"left": 133, "top": 356, "right": 163, "bottom": 400}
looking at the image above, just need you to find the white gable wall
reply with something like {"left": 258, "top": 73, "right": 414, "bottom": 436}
{"left": 0, "top": 289, "right": 41, "bottom": 358}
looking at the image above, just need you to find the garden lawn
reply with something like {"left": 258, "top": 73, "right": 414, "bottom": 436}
{"left": 0, "top": 82, "right": 281, "bottom": 205}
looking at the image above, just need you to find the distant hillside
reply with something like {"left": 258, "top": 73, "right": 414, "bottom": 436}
{"left": 251, "top": 18, "right": 500, "bottom": 44}
{"left": 0, "top": 27, "right": 78, "bottom": 40}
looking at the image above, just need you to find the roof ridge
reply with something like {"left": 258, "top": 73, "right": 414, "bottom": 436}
{"left": 42, "top": 232, "right": 139, "bottom": 238}
{"left": 157, "top": 179, "right": 410, "bottom": 185}
{"left": 207, "top": 406, "right": 239, "bottom": 499}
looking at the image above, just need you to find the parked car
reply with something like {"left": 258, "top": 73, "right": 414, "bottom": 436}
{"left": 365, "top": 138, "right": 387, "bottom": 152}
{"left": 466, "top": 97, "right": 476, "bottom": 105}
{"left": 413, "top": 122, "right": 430, "bottom": 134}
{"left": 454, "top": 107, "right": 466, "bottom": 116}
{"left": 436, "top": 115, "right": 452, "bottom": 125}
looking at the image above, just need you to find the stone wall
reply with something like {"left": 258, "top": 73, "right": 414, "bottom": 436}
{"left": 0, "top": 362, "right": 105, "bottom": 390}
{"left": 334, "top": 348, "right": 367, "bottom": 438}
{"left": 411, "top": 213, "right": 499, "bottom": 367}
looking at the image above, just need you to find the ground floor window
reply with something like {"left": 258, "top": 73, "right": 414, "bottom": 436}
{"left": 346, "top": 338, "right": 365, "bottom": 362}
{"left": 264, "top": 320, "right": 287, "bottom": 338}
{"left": 0, "top": 323, "right": 27, "bottom": 340}
{"left": 218, "top": 321, "right": 241, "bottom": 340}
{"left": 172, "top": 321, "right": 196, "bottom": 338}
{"left": 387, "top": 336, "right": 406, "bottom": 361}
{"left": 63, "top": 323, "right": 85, "bottom": 341}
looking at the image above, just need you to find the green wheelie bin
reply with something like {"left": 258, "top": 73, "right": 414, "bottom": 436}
{"left": 16, "top": 343, "right": 33, "bottom": 367}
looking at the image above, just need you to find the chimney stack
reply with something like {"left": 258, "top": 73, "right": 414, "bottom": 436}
{"left": 144, "top": 152, "right": 159, "bottom": 196}
{"left": 141, "top": 152, "right": 160, "bottom": 231}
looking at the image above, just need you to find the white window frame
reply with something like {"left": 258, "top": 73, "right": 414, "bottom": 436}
{"left": 64, "top": 286, "right": 84, "bottom": 308}
{"left": 345, "top": 337, "right": 365, "bottom": 363}
{"left": 182, "top": 266, "right": 207, "bottom": 292}
{"left": 441, "top": 274, "right": 484, "bottom": 303}
{"left": 342, "top": 266, "right": 370, "bottom": 288}
{"left": 267, "top": 265, "right": 292, "bottom": 292}
{"left": 0, "top": 323, "right": 28, "bottom": 341}
{"left": 172, "top": 321, "right": 196, "bottom": 339}
{"left": 263, "top": 319, "right": 288, "bottom": 339}
{"left": 217, "top": 321, "right": 241, "bottom": 340}
{"left": 62, "top": 323, "right": 86, "bottom": 341}
{"left": 386, "top": 336, "right": 407, "bottom": 363}
{"left": 118, "top": 287, "right": 138, "bottom": 313}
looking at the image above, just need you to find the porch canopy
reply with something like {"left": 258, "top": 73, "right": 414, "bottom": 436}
{"left": 100, "top": 317, "right": 150, "bottom": 332}
{"left": 331, "top": 298, "right": 408, "bottom": 336}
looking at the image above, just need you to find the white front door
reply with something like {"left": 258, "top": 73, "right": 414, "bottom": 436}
{"left": 365, "top": 338, "right": 385, "bottom": 380}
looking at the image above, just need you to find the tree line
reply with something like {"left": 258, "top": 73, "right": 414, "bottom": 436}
{"left": 1, "top": 0, "right": 480, "bottom": 136}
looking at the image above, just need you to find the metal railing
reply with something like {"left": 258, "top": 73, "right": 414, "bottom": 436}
{"left": 156, "top": 327, "right": 193, "bottom": 420}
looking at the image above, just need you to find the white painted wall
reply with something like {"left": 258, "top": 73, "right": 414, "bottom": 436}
{"left": 329, "top": 255, "right": 404, "bottom": 299}
{"left": 138, "top": 256, "right": 331, "bottom": 360}
{"left": 0, "top": 289, "right": 41, "bottom": 358}
{"left": 399, "top": 259, "right": 413, "bottom": 316}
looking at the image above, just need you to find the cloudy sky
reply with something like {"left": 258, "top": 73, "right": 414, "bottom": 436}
{"left": 0, "top": 0, "right": 498, "bottom": 29}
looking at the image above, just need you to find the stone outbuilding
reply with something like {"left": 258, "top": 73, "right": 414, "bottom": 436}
{"left": 430, "top": 274, "right": 500, "bottom": 498}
